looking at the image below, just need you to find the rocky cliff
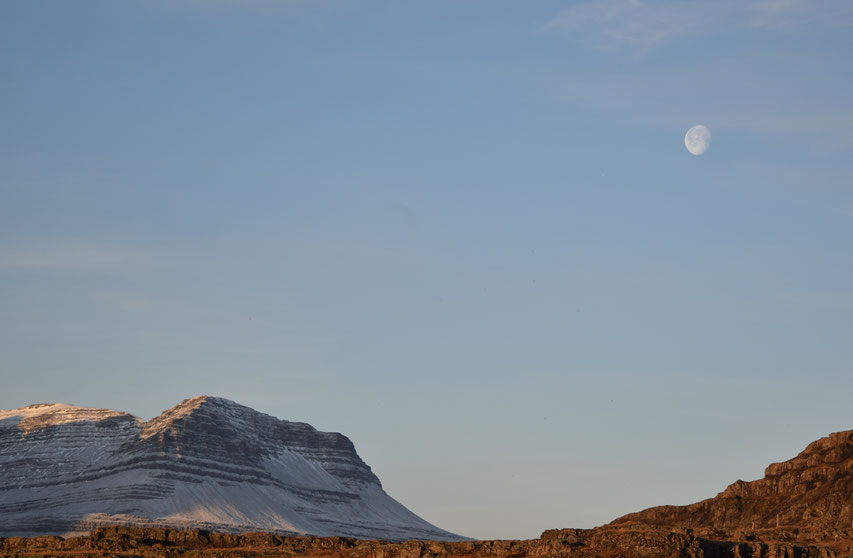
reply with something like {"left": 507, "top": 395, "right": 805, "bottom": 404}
{"left": 0, "top": 396, "right": 462, "bottom": 541}
{"left": 612, "top": 429, "right": 853, "bottom": 533}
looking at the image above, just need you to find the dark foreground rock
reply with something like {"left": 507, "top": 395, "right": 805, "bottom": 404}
{"left": 0, "top": 524, "right": 847, "bottom": 558}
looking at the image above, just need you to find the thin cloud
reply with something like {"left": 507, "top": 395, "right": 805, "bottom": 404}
{"left": 545, "top": 0, "right": 704, "bottom": 45}
{"left": 0, "top": 240, "right": 145, "bottom": 271}
{"left": 545, "top": 0, "right": 853, "bottom": 46}
{"left": 750, "top": 0, "right": 853, "bottom": 28}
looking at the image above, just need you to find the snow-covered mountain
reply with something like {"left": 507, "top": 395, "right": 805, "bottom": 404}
{"left": 0, "top": 396, "right": 463, "bottom": 540}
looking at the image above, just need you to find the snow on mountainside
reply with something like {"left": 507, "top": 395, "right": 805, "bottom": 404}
{"left": 0, "top": 396, "right": 464, "bottom": 541}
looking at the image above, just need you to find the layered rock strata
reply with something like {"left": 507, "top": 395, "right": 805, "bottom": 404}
{"left": 0, "top": 397, "right": 461, "bottom": 541}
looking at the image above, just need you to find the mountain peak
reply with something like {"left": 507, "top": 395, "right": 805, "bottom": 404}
{"left": 139, "top": 395, "right": 215, "bottom": 432}
{"left": 139, "top": 395, "right": 315, "bottom": 441}
{"left": 166, "top": 394, "right": 236, "bottom": 409}
{"left": 138, "top": 396, "right": 366, "bottom": 483}
{"left": 147, "top": 395, "right": 274, "bottom": 420}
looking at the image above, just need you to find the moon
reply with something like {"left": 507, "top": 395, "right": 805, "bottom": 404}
{"left": 684, "top": 125, "right": 711, "bottom": 155}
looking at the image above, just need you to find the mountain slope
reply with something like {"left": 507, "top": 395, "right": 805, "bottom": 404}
{"left": 612, "top": 429, "right": 853, "bottom": 531}
{"left": 0, "top": 396, "right": 463, "bottom": 541}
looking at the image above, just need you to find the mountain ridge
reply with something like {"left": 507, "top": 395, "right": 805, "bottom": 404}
{"left": 0, "top": 396, "right": 463, "bottom": 541}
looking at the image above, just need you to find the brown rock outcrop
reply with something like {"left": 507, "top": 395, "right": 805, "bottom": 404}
{"left": 613, "top": 430, "right": 853, "bottom": 533}
{"left": 0, "top": 524, "right": 838, "bottom": 558}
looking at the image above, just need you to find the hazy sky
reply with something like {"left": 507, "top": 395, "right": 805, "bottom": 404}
{"left": 2, "top": 0, "right": 853, "bottom": 541}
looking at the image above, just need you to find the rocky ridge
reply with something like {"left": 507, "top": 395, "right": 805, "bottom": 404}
{"left": 613, "top": 429, "right": 853, "bottom": 532}
{"left": 0, "top": 397, "right": 461, "bottom": 541}
{"left": 0, "top": 524, "right": 844, "bottom": 558}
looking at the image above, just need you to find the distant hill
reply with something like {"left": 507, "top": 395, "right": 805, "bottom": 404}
{"left": 0, "top": 396, "right": 464, "bottom": 541}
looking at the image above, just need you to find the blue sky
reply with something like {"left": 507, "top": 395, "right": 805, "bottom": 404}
{"left": 2, "top": 0, "right": 853, "bottom": 540}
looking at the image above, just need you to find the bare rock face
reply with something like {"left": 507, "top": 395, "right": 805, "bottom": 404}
{"left": 0, "top": 396, "right": 462, "bottom": 541}
{"left": 613, "top": 429, "right": 853, "bottom": 532}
